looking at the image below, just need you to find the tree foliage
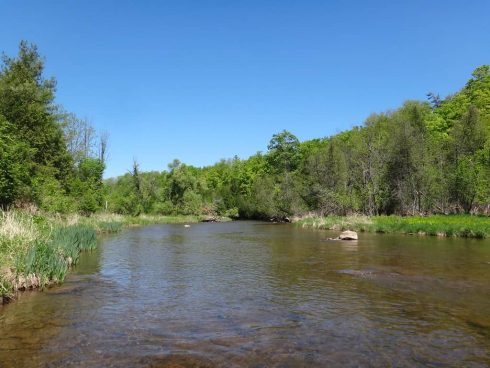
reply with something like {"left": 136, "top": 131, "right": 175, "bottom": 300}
{"left": 0, "top": 42, "right": 106, "bottom": 212}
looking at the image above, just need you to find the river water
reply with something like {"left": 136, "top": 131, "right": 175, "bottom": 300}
{"left": 1, "top": 221, "right": 489, "bottom": 367}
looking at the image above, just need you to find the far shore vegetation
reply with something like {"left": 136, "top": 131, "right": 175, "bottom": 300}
{"left": 295, "top": 215, "right": 490, "bottom": 239}
{"left": 1, "top": 41, "right": 489, "bottom": 301}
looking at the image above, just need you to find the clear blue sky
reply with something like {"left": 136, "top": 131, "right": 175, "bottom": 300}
{"left": 1, "top": 1, "right": 489, "bottom": 178}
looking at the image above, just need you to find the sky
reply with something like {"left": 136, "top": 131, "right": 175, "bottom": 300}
{"left": 1, "top": 1, "right": 489, "bottom": 178}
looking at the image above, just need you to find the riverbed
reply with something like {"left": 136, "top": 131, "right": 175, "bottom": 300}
{"left": 1, "top": 221, "right": 489, "bottom": 367}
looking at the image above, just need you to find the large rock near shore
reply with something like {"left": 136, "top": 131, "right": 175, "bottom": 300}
{"left": 338, "top": 230, "right": 358, "bottom": 240}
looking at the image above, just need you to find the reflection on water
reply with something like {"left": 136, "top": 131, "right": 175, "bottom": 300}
{"left": 1, "top": 222, "right": 489, "bottom": 367}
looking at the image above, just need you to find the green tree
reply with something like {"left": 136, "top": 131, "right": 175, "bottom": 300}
{"left": 0, "top": 41, "right": 75, "bottom": 208}
{"left": 382, "top": 102, "right": 430, "bottom": 214}
{"left": 80, "top": 157, "right": 105, "bottom": 212}
{"left": 0, "top": 117, "right": 31, "bottom": 207}
{"left": 267, "top": 130, "right": 301, "bottom": 173}
{"left": 167, "top": 160, "right": 206, "bottom": 215}
{"left": 448, "top": 106, "right": 488, "bottom": 213}
{"left": 0, "top": 41, "right": 73, "bottom": 189}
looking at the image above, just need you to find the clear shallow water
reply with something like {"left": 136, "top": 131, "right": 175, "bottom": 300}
{"left": 1, "top": 221, "right": 490, "bottom": 367}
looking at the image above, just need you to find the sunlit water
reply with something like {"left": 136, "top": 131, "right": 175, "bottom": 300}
{"left": 1, "top": 222, "right": 490, "bottom": 367}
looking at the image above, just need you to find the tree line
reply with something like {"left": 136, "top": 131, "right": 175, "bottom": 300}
{"left": 1, "top": 42, "right": 489, "bottom": 218}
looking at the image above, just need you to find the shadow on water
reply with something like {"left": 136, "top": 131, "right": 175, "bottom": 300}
{"left": 1, "top": 222, "right": 489, "bottom": 367}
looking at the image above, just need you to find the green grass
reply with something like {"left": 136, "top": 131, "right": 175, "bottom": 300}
{"left": 0, "top": 212, "right": 118, "bottom": 299}
{"left": 295, "top": 215, "right": 490, "bottom": 239}
{"left": 296, "top": 215, "right": 373, "bottom": 232}
{"left": 11, "top": 225, "right": 98, "bottom": 293}
{"left": 93, "top": 221, "right": 123, "bottom": 233}
{"left": 15, "top": 240, "right": 68, "bottom": 288}
{"left": 0, "top": 274, "right": 12, "bottom": 299}
{"left": 70, "top": 213, "right": 207, "bottom": 229}
{"left": 121, "top": 214, "right": 234, "bottom": 225}
{"left": 121, "top": 214, "right": 203, "bottom": 225}
{"left": 51, "top": 225, "right": 97, "bottom": 264}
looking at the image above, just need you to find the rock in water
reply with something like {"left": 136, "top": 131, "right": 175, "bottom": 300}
{"left": 338, "top": 230, "right": 358, "bottom": 240}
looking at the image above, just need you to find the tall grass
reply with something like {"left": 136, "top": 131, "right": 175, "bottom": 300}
{"left": 0, "top": 275, "right": 12, "bottom": 300}
{"left": 15, "top": 240, "right": 68, "bottom": 288}
{"left": 0, "top": 211, "right": 38, "bottom": 242}
{"left": 0, "top": 211, "right": 122, "bottom": 299}
{"left": 295, "top": 215, "right": 490, "bottom": 239}
{"left": 296, "top": 215, "right": 373, "bottom": 232}
{"left": 0, "top": 211, "right": 42, "bottom": 296}
{"left": 51, "top": 225, "right": 97, "bottom": 264}
{"left": 11, "top": 225, "right": 98, "bottom": 292}
{"left": 95, "top": 221, "right": 123, "bottom": 233}
{"left": 371, "top": 215, "right": 490, "bottom": 238}
{"left": 51, "top": 213, "right": 124, "bottom": 234}
{"left": 120, "top": 214, "right": 203, "bottom": 225}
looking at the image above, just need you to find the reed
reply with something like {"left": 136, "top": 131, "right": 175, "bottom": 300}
{"left": 0, "top": 212, "right": 112, "bottom": 299}
{"left": 51, "top": 225, "right": 97, "bottom": 264}
{"left": 15, "top": 240, "right": 68, "bottom": 288}
{"left": 95, "top": 221, "right": 123, "bottom": 233}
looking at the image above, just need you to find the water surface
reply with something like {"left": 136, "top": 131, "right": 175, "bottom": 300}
{"left": 1, "top": 222, "right": 490, "bottom": 367}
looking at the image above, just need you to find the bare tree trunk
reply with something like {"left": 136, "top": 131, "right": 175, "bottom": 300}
{"left": 99, "top": 131, "right": 109, "bottom": 165}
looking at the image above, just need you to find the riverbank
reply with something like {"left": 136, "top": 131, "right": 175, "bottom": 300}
{"left": 0, "top": 211, "right": 215, "bottom": 302}
{"left": 294, "top": 215, "right": 490, "bottom": 239}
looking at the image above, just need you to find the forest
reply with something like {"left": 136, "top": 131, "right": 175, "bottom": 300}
{"left": 1, "top": 42, "right": 489, "bottom": 220}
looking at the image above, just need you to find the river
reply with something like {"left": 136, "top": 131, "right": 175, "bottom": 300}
{"left": 1, "top": 221, "right": 489, "bottom": 367}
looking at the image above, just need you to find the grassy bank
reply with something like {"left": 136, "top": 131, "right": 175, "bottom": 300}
{"left": 0, "top": 211, "right": 122, "bottom": 301}
{"left": 295, "top": 215, "right": 490, "bottom": 239}
{"left": 0, "top": 211, "right": 210, "bottom": 301}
